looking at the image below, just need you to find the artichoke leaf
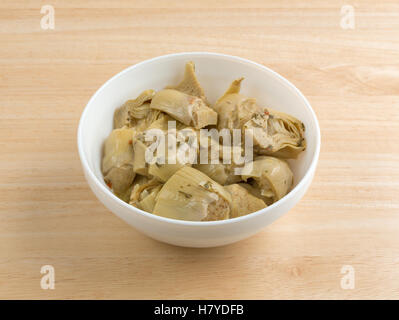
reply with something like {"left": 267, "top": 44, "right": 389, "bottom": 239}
{"left": 166, "top": 61, "right": 209, "bottom": 105}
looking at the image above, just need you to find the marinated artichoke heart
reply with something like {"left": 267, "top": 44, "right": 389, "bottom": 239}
{"left": 149, "top": 161, "right": 188, "bottom": 183}
{"left": 194, "top": 132, "right": 244, "bottom": 185}
{"left": 236, "top": 182, "right": 271, "bottom": 204}
{"left": 133, "top": 118, "right": 193, "bottom": 180}
{"left": 153, "top": 167, "right": 232, "bottom": 221}
{"left": 113, "top": 89, "right": 155, "bottom": 129}
{"left": 132, "top": 139, "right": 149, "bottom": 176}
{"left": 131, "top": 113, "right": 176, "bottom": 177}
{"left": 241, "top": 156, "right": 293, "bottom": 203}
{"left": 225, "top": 184, "right": 266, "bottom": 218}
{"left": 148, "top": 137, "right": 192, "bottom": 182}
{"left": 166, "top": 61, "right": 209, "bottom": 105}
{"left": 194, "top": 162, "right": 243, "bottom": 185}
{"left": 102, "top": 128, "right": 136, "bottom": 195}
{"left": 194, "top": 161, "right": 239, "bottom": 186}
{"left": 214, "top": 78, "right": 305, "bottom": 159}
{"left": 246, "top": 108, "right": 306, "bottom": 159}
{"left": 129, "top": 175, "right": 163, "bottom": 211}
{"left": 115, "top": 184, "right": 134, "bottom": 203}
{"left": 150, "top": 89, "right": 217, "bottom": 129}
{"left": 214, "top": 78, "right": 260, "bottom": 130}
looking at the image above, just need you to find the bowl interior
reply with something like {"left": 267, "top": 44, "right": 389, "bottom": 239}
{"left": 79, "top": 53, "right": 318, "bottom": 206}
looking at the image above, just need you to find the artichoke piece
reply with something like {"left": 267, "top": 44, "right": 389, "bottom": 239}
{"left": 132, "top": 139, "right": 149, "bottom": 176}
{"left": 132, "top": 114, "right": 179, "bottom": 177}
{"left": 194, "top": 163, "right": 228, "bottom": 185}
{"left": 194, "top": 133, "right": 244, "bottom": 185}
{"left": 113, "top": 89, "right": 155, "bottom": 129}
{"left": 246, "top": 108, "right": 306, "bottom": 159}
{"left": 147, "top": 125, "right": 197, "bottom": 182}
{"left": 149, "top": 162, "right": 188, "bottom": 183}
{"left": 114, "top": 183, "right": 134, "bottom": 203}
{"left": 102, "top": 128, "right": 136, "bottom": 195}
{"left": 150, "top": 89, "right": 217, "bottom": 129}
{"left": 146, "top": 112, "right": 174, "bottom": 131}
{"left": 129, "top": 175, "right": 151, "bottom": 203}
{"left": 215, "top": 78, "right": 305, "bottom": 159}
{"left": 138, "top": 185, "right": 163, "bottom": 212}
{"left": 129, "top": 102, "right": 151, "bottom": 120}
{"left": 116, "top": 106, "right": 163, "bottom": 144}
{"left": 102, "top": 128, "right": 134, "bottom": 174}
{"left": 129, "top": 176, "right": 162, "bottom": 212}
{"left": 133, "top": 115, "right": 190, "bottom": 179}
{"left": 214, "top": 78, "right": 261, "bottom": 130}
{"left": 241, "top": 156, "right": 293, "bottom": 203}
{"left": 104, "top": 165, "right": 135, "bottom": 195}
{"left": 132, "top": 108, "right": 165, "bottom": 134}
{"left": 166, "top": 61, "right": 209, "bottom": 105}
{"left": 225, "top": 184, "right": 266, "bottom": 218}
{"left": 153, "top": 167, "right": 232, "bottom": 221}
{"left": 237, "top": 182, "right": 271, "bottom": 205}
{"left": 194, "top": 163, "right": 241, "bottom": 185}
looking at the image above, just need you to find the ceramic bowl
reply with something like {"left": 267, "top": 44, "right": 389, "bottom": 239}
{"left": 77, "top": 52, "right": 320, "bottom": 247}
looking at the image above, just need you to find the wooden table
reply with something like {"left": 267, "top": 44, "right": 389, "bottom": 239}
{"left": 1, "top": 0, "right": 398, "bottom": 300}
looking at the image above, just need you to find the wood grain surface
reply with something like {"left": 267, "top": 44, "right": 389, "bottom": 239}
{"left": 0, "top": 0, "right": 398, "bottom": 299}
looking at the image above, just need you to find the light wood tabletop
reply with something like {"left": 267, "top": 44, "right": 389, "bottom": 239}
{"left": 1, "top": 0, "right": 398, "bottom": 299}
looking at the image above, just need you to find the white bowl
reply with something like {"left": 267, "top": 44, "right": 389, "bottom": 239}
{"left": 77, "top": 52, "right": 320, "bottom": 248}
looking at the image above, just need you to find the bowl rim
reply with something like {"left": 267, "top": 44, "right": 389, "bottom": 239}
{"left": 77, "top": 52, "right": 321, "bottom": 227}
